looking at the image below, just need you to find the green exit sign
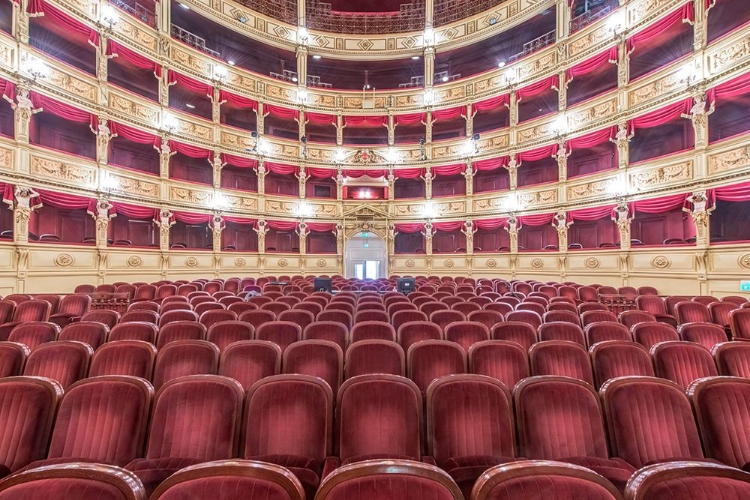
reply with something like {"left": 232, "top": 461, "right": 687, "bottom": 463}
{"left": 742, "top": 281, "right": 750, "bottom": 292}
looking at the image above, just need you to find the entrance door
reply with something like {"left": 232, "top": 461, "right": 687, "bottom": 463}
{"left": 345, "top": 232, "right": 386, "bottom": 279}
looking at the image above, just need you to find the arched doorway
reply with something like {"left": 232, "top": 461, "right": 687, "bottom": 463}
{"left": 345, "top": 231, "right": 387, "bottom": 279}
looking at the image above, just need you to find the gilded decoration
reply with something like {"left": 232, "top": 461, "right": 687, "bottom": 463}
{"left": 54, "top": 253, "right": 75, "bottom": 267}
{"left": 567, "top": 179, "right": 612, "bottom": 201}
{"left": 317, "top": 259, "right": 326, "bottom": 268}
{"left": 585, "top": 257, "right": 601, "bottom": 269}
{"left": 185, "top": 257, "right": 199, "bottom": 267}
{"left": 170, "top": 186, "right": 211, "bottom": 204}
{"left": 629, "top": 162, "right": 692, "bottom": 187}
{"left": 114, "top": 18, "right": 159, "bottom": 52}
{"left": 707, "top": 32, "right": 750, "bottom": 76}
{"left": 518, "top": 190, "right": 557, "bottom": 206}
{"left": 46, "top": 69, "right": 96, "bottom": 102}
{"left": 739, "top": 254, "right": 750, "bottom": 270}
{"left": 113, "top": 176, "right": 159, "bottom": 198}
{"left": 444, "top": 259, "right": 454, "bottom": 268}
{"left": 234, "top": 258, "right": 246, "bottom": 268}
{"left": 278, "top": 258, "right": 288, "bottom": 267}
{"left": 651, "top": 255, "right": 671, "bottom": 269}
{"left": 108, "top": 94, "right": 160, "bottom": 123}
{"left": 530, "top": 258, "right": 544, "bottom": 269}
{"left": 31, "top": 157, "right": 96, "bottom": 186}
{"left": 405, "top": 259, "right": 415, "bottom": 268}
{"left": 0, "top": 148, "right": 13, "bottom": 170}
{"left": 127, "top": 256, "right": 143, "bottom": 268}
{"left": 628, "top": 72, "right": 684, "bottom": 107}
{"left": 709, "top": 145, "right": 750, "bottom": 174}
{"left": 486, "top": 259, "right": 497, "bottom": 268}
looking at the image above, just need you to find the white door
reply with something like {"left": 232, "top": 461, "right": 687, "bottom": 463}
{"left": 345, "top": 232, "right": 386, "bottom": 279}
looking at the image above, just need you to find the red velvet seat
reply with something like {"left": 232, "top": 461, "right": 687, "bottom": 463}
{"left": 26, "top": 376, "right": 152, "bottom": 469}
{"left": 0, "top": 301, "right": 17, "bottom": 330}
{"left": 194, "top": 303, "right": 226, "bottom": 316}
{"left": 226, "top": 302, "right": 258, "bottom": 317}
{"left": 391, "top": 310, "right": 428, "bottom": 332}
{"left": 452, "top": 302, "right": 481, "bottom": 316}
{"left": 443, "top": 321, "right": 490, "bottom": 352}
{"left": 0, "top": 343, "right": 29, "bottom": 377}
{"left": 632, "top": 322, "right": 679, "bottom": 349}
{"left": 350, "top": 321, "right": 396, "bottom": 344}
{"left": 472, "top": 461, "right": 623, "bottom": 500}
{"left": 466, "top": 310, "right": 504, "bottom": 331}
{"left": 542, "top": 310, "right": 581, "bottom": 326}
{"left": 244, "top": 375, "right": 333, "bottom": 499}
{"left": 618, "top": 310, "right": 657, "bottom": 329}
{"left": 677, "top": 323, "right": 728, "bottom": 350}
{"left": 516, "top": 302, "right": 546, "bottom": 316}
{"left": 427, "top": 375, "right": 517, "bottom": 496}
{"left": 484, "top": 302, "right": 514, "bottom": 316}
{"left": 468, "top": 340, "right": 529, "bottom": 389}
{"left": 89, "top": 341, "right": 157, "bottom": 379}
{"left": 345, "top": 340, "right": 405, "bottom": 378}
{"left": 708, "top": 301, "right": 734, "bottom": 330}
{"left": 317, "top": 310, "right": 352, "bottom": 331}
{"left": 585, "top": 322, "right": 632, "bottom": 347}
{"left": 256, "top": 321, "right": 302, "bottom": 353}
{"left": 49, "top": 294, "right": 91, "bottom": 327}
{"left": 730, "top": 309, "right": 750, "bottom": 341}
{"left": 407, "top": 340, "right": 467, "bottom": 393}
{"left": 132, "top": 285, "right": 157, "bottom": 303}
{"left": 283, "top": 340, "right": 343, "bottom": 395}
{"left": 206, "top": 321, "right": 254, "bottom": 352}
{"left": 420, "top": 301, "right": 449, "bottom": 317}
{"left": 156, "top": 322, "right": 206, "bottom": 349}
{"left": 600, "top": 376, "right": 706, "bottom": 468}
{"left": 538, "top": 322, "right": 585, "bottom": 346}
{"left": 713, "top": 342, "right": 750, "bottom": 377}
{"left": 315, "top": 460, "right": 462, "bottom": 500}
{"left": 198, "top": 310, "right": 237, "bottom": 330}
{"left": 353, "top": 310, "right": 389, "bottom": 324}
{"left": 335, "top": 375, "right": 424, "bottom": 466}
{"left": 514, "top": 376, "right": 636, "bottom": 491}
{"left": 238, "top": 310, "right": 277, "bottom": 330}
{"left": 8, "top": 322, "right": 60, "bottom": 350}
{"left": 150, "top": 460, "right": 305, "bottom": 500}
{"left": 0, "top": 377, "right": 62, "bottom": 473}
{"left": 80, "top": 310, "right": 120, "bottom": 329}
{"left": 579, "top": 302, "right": 609, "bottom": 314}
{"left": 581, "top": 310, "right": 618, "bottom": 327}
{"left": 624, "top": 462, "right": 750, "bottom": 500}
{"left": 279, "top": 310, "right": 315, "bottom": 331}
{"left": 294, "top": 301, "right": 324, "bottom": 318}
{"left": 302, "top": 322, "right": 348, "bottom": 353}
{"left": 109, "top": 322, "right": 158, "bottom": 343}
{"left": 397, "top": 321, "right": 442, "bottom": 352}
{"left": 674, "top": 301, "right": 712, "bottom": 325}
{"left": 529, "top": 341, "right": 594, "bottom": 386}
{"left": 590, "top": 341, "right": 654, "bottom": 389}
{"left": 0, "top": 463, "right": 146, "bottom": 500}
{"left": 23, "top": 341, "right": 92, "bottom": 390}
{"left": 121, "top": 310, "right": 159, "bottom": 325}
{"left": 0, "top": 301, "right": 52, "bottom": 341}
{"left": 491, "top": 322, "right": 538, "bottom": 351}
{"left": 151, "top": 340, "right": 220, "bottom": 390}
{"left": 548, "top": 302, "right": 578, "bottom": 313}
{"left": 505, "top": 310, "right": 542, "bottom": 331}
{"left": 652, "top": 341, "right": 718, "bottom": 390}
{"left": 636, "top": 296, "right": 677, "bottom": 327}
{"left": 218, "top": 340, "right": 281, "bottom": 391}
{"left": 125, "top": 375, "right": 244, "bottom": 496}
{"left": 158, "top": 310, "right": 198, "bottom": 327}
{"left": 387, "top": 302, "right": 417, "bottom": 318}
{"left": 59, "top": 321, "right": 108, "bottom": 350}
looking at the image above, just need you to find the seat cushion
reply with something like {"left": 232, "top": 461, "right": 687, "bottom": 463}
{"left": 250, "top": 455, "right": 321, "bottom": 500}
{"left": 442, "top": 455, "right": 517, "bottom": 497}
{"left": 561, "top": 456, "right": 636, "bottom": 492}
{"left": 22, "top": 457, "right": 102, "bottom": 472}
{"left": 125, "top": 457, "right": 203, "bottom": 496}
{"left": 342, "top": 454, "right": 416, "bottom": 465}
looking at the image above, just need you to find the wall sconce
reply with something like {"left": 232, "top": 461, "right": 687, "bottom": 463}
{"left": 22, "top": 57, "right": 50, "bottom": 82}
{"left": 503, "top": 71, "right": 517, "bottom": 87}
{"left": 422, "top": 201, "right": 437, "bottom": 218}
{"left": 297, "top": 88, "right": 308, "bottom": 104}
{"left": 607, "top": 12, "right": 626, "bottom": 37}
{"left": 385, "top": 147, "right": 401, "bottom": 164}
{"left": 296, "top": 201, "right": 312, "bottom": 217}
{"left": 423, "top": 90, "right": 435, "bottom": 106}
{"left": 100, "top": 171, "right": 119, "bottom": 193}
{"left": 300, "top": 136, "right": 308, "bottom": 160}
{"left": 552, "top": 114, "right": 568, "bottom": 137}
{"left": 297, "top": 27, "right": 309, "bottom": 45}
{"left": 423, "top": 28, "right": 435, "bottom": 47}
{"left": 212, "top": 65, "right": 228, "bottom": 82}
{"left": 213, "top": 193, "right": 228, "bottom": 210}
{"left": 334, "top": 148, "right": 347, "bottom": 163}
{"left": 162, "top": 114, "right": 179, "bottom": 132}
{"left": 256, "top": 137, "right": 270, "bottom": 156}
{"left": 100, "top": 5, "right": 120, "bottom": 31}
{"left": 419, "top": 138, "right": 427, "bottom": 161}
{"left": 607, "top": 176, "right": 630, "bottom": 197}
{"left": 503, "top": 193, "right": 526, "bottom": 213}
{"left": 678, "top": 63, "right": 701, "bottom": 88}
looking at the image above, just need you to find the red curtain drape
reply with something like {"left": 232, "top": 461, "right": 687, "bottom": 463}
{"left": 567, "top": 126, "right": 617, "bottom": 151}
{"left": 110, "top": 121, "right": 161, "bottom": 148}
{"left": 168, "top": 140, "right": 211, "bottom": 159}
{"left": 27, "top": 0, "right": 99, "bottom": 45}
{"left": 433, "top": 221, "right": 464, "bottom": 232}
{"left": 394, "top": 168, "right": 425, "bottom": 179}
{"left": 432, "top": 106, "right": 464, "bottom": 122}
{"left": 264, "top": 104, "right": 299, "bottom": 121}
{"left": 167, "top": 71, "right": 212, "bottom": 97}
{"left": 628, "top": 99, "right": 691, "bottom": 132}
{"left": 519, "top": 213, "right": 554, "bottom": 226}
{"left": 172, "top": 211, "right": 211, "bottom": 224}
{"left": 565, "top": 47, "right": 618, "bottom": 81}
{"left": 107, "top": 40, "right": 162, "bottom": 77}
{"left": 343, "top": 169, "right": 386, "bottom": 178}
{"left": 433, "top": 164, "right": 465, "bottom": 176}
{"left": 474, "top": 156, "right": 509, "bottom": 171}
{"left": 223, "top": 216, "right": 257, "bottom": 225}
{"left": 395, "top": 223, "right": 425, "bottom": 233}
{"left": 37, "top": 189, "right": 93, "bottom": 210}
{"left": 307, "top": 168, "right": 335, "bottom": 178}
{"left": 633, "top": 193, "right": 687, "bottom": 213}
{"left": 30, "top": 92, "right": 96, "bottom": 126}
{"left": 0, "top": 183, "right": 14, "bottom": 207}
{"left": 221, "top": 153, "right": 257, "bottom": 168}
{"left": 111, "top": 202, "right": 158, "bottom": 220}
{"left": 305, "top": 112, "right": 336, "bottom": 125}
{"left": 474, "top": 217, "right": 507, "bottom": 230}
{"left": 627, "top": 3, "right": 695, "bottom": 54}
{"left": 708, "top": 72, "right": 750, "bottom": 104}
{"left": 267, "top": 220, "right": 299, "bottom": 231}
{"left": 517, "top": 75, "right": 559, "bottom": 101}
{"left": 394, "top": 113, "right": 426, "bottom": 125}
{"left": 307, "top": 223, "right": 337, "bottom": 232}
{"left": 568, "top": 204, "right": 617, "bottom": 221}
{"left": 519, "top": 144, "right": 559, "bottom": 162}
{"left": 344, "top": 116, "right": 387, "bottom": 127}
{"left": 473, "top": 94, "right": 510, "bottom": 112}
{"left": 218, "top": 90, "right": 257, "bottom": 110}
{"left": 265, "top": 162, "right": 299, "bottom": 175}
{"left": 0, "top": 79, "right": 15, "bottom": 101}
{"left": 713, "top": 181, "right": 750, "bottom": 202}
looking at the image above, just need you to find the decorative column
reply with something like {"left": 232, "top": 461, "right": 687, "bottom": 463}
{"left": 387, "top": 169, "right": 395, "bottom": 201}
{"left": 424, "top": 110, "right": 433, "bottom": 143}
{"left": 423, "top": 50, "right": 435, "bottom": 88}
{"left": 211, "top": 151, "right": 225, "bottom": 188}
{"left": 387, "top": 223, "right": 396, "bottom": 256}
{"left": 687, "top": 93, "right": 710, "bottom": 150}
{"left": 96, "top": 34, "right": 112, "bottom": 103}
{"left": 10, "top": 85, "right": 38, "bottom": 143}
{"left": 211, "top": 87, "right": 223, "bottom": 124}
{"left": 335, "top": 222, "right": 344, "bottom": 255}
{"left": 387, "top": 113, "right": 395, "bottom": 146}
{"left": 13, "top": 0, "right": 29, "bottom": 42}
{"left": 94, "top": 117, "right": 113, "bottom": 165}
{"left": 297, "top": 221, "right": 309, "bottom": 255}
{"left": 254, "top": 219, "right": 268, "bottom": 253}
{"left": 159, "top": 134, "right": 175, "bottom": 179}
{"left": 256, "top": 160, "right": 266, "bottom": 195}
{"left": 463, "top": 161, "right": 474, "bottom": 196}
{"left": 684, "top": 190, "right": 712, "bottom": 247}
{"left": 553, "top": 210, "right": 571, "bottom": 251}
{"left": 156, "top": 0, "right": 171, "bottom": 34}
{"left": 507, "top": 155, "right": 518, "bottom": 190}
{"left": 297, "top": 166, "right": 307, "bottom": 199}
{"left": 158, "top": 67, "right": 170, "bottom": 107}
{"left": 256, "top": 101, "right": 266, "bottom": 135}
{"left": 335, "top": 113, "right": 343, "bottom": 146}
{"left": 506, "top": 214, "right": 519, "bottom": 253}
{"left": 555, "top": 141, "right": 570, "bottom": 182}
{"left": 558, "top": 70, "right": 567, "bottom": 111}
{"left": 465, "top": 103, "right": 474, "bottom": 138}
{"left": 335, "top": 168, "right": 344, "bottom": 200}
{"left": 92, "top": 196, "right": 115, "bottom": 249}
{"left": 422, "top": 166, "right": 433, "bottom": 199}
{"left": 462, "top": 220, "right": 476, "bottom": 255}
{"left": 694, "top": 0, "right": 708, "bottom": 51}
{"left": 10, "top": 186, "right": 39, "bottom": 244}
{"left": 611, "top": 123, "right": 632, "bottom": 169}
{"left": 617, "top": 40, "right": 629, "bottom": 88}
{"left": 423, "top": 221, "right": 434, "bottom": 256}
{"left": 612, "top": 200, "right": 632, "bottom": 250}
{"left": 298, "top": 109, "right": 306, "bottom": 144}
{"left": 556, "top": 0, "right": 571, "bottom": 40}
{"left": 296, "top": 45, "right": 308, "bottom": 89}
{"left": 508, "top": 90, "right": 518, "bottom": 129}
{"left": 210, "top": 215, "right": 224, "bottom": 252}
{"left": 155, "top": 208, "right": 175, "bottom": 251}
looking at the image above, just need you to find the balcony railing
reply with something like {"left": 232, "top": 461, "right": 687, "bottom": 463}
{"left": 235, "top": 0, "right": 298, "bottom": 25}
{"left": 110, "top": 0, "right": 156, "bottom": 27}
{"left": 571, "top": 4, "right": 613, "bottom": 32}
{"left": 508, "top": 30, "right": 556, "bottom": 63}
{"left": 270, "top": 69, "right": 332, "bottom": 88}
{"left": 434, "top": 0, "right": 502, "bottom": 26}
{"left": 307, "top": 0, "right": 425, "bottom": 34}
{"left": 170, "top": 24, "right": 221, "bottom": 59}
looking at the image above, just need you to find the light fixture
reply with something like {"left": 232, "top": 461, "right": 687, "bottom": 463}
{"left": 411, "top": 56, "right": 420, "bottom": 60}
{"left": 297, "top": 27, "right": 309, "bottom": 44}
{"left": 334, "top": 148, "right": 347, "bottom": 163}
{"left": 101, "top": 5, "right": 120, "bottom": 28}
{"left": 185, "top": 103, "right": 195, "bottom": 109}
{"left": 606, "top": 12, "right": 625, "bottom": 35}
{"left": 297, "top": 88, "right": 308, "bottom": 103}
{"left": 422, "top": 201, "right": 437, "bottom": 218}
{"left": 503, "top": 193, "right": 526, "bottom": 213}
{"left": 256, "top": 137, "right": 270, "bottom": 156}
{"left": 179, "top": 2, "right": 190, "bottom": 9}
{"left": 162, "top": 114, "right": 179, "bottom": 132}
{"left": 678, "top": 63, "right": 701, "bottom": 86}
{"left": 291, "top": 77, "right": 298, "bottom": 82}
{"left": 497, "top": 61, "right": 506, "bottom": 68}
{"left": 100, "top": 172, "right": 119, "bottom": 192}
{"left": 423, "top": 27, "right": 435, "bottom": 46}
{"left": 213, "top": 193, "right": 228, "bottom": 209}
{"left": 441, "top": 75, "right": 449, "bottom": 82}
{"left": 552, "top": 114, "right": 567, "bottom": 136}
{"left": 504, "top": 71, "right": 517, "bottom": 86}
{"left": 227, "top": 60, "right": 235, "bottom": 66}
{"left": 212, "top": 65, "right": 228, "bottom": 81}
{"left": 23, "top": 57, "right": 50, "bottom": 81}
{"left": 385, "top": 147, "right": 401, "bottom": 164}
{"left": 423, "top": 90, "right": 435, "bottom": 105}
{"left": 296, "top": 201, "right": 312, "bottom": 217}
{"left": 312, "top": 55, "right": 322, "bottom": 59}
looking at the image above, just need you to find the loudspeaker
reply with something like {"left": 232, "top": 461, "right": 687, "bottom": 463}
{"left": 314, "top": 277, "right": 332, "bottom": 293}
{"left": 397, "top": 278, "right": 416, "bottom": 295}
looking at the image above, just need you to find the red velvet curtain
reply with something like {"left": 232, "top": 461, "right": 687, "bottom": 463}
{"left": 111, "top": 202, "right": 158, "bottom": 220}
{"left": 167, "top": 71, "right": 212, "bottom": 97}
{"left": 264, "top": 104, "right": 299, "bottom": 120}
{"left": 568, "top": 204, "right": 617, "bottom": 221}
{"left": 267, "top": 220, "right": 299, "bottom": 231}
{"left": 519, "top": 213, "right": 554, "bottom": 226}
{"left": 633, "top": 193, "right": 687, "bottom": 213}
{"left": 567, "top": 126, "right": 617, "bottom": 151}
{"left": 395, "top": 223, "right": 424, "bottom": 233}
{"left": 566, "top": 47, "right": 618, "bottom": 81}
{"left": 110, "top": 121, "right": 161, "bottom": 148}
{"left": 172, "top": 211, "right": 211, "bottom": 224}
{"left": 344, "top": 116, "right": 387, "bottom": 127}
{"left": 265, "top": 162, "right": 299, "bottom": 175}
{"left": 0, "top": 183, "right": 14, "bottom": 206}
{"left": 433, "top": 221, "right": 464, "bottom": 232}
{"left": 107, "top": 40, "right": 162, "bottom": 77}
{"left": 168, "top": 140, "right": 211, "bottom": 159}
{"left": 713, "top": 181, "right": 750, "bottom": 202}
{"left": 473, "top": 95, "right": 509, "bottom": 112}
{"left": 223, "top": 216, "right": 257, "bottom": 225}
{"left": 708, "top": 72, "right": 750, "bottom": 104}
{"left": 0, "top": 79, "right": 16, "bottom": 101}
{"left": 305, "top": 112, "right": 336, "bottom": 125}
{"left": 27, "top": 0, "right": 99, "bottom": 45}
{"left": 308, "top": 168, "right": 335, "bottom": 178}
{"left": 628, "top": 99, "right": 691, "bottom": 133}
{"left": 395, "top": 168, "right": 425, "bottom": 179}
{"left": 432, "top": 106, "right": 464, "bottom": 122}
{"left": 474, "top": 156, "right": 509, "bottom": 171}
{"left": 221, "top": 153, "right": 257, "bottom": 168}
{"left": 519, "top": 144, "right": 559, "bottom": 162}
{"left": 307, "top": 223, "right": 337, "bottom": 232}
{"left": 394, "top": 113, "right": 426, "bottom": 125}
{"left": 627, "top": 3, "right": 695, "bottom": 54}
{"left": 37, "top": 189, "right": 93, "bottom": 210}
{"left": 517, "top": 75, "right": 559, "bottom": 101}
{"left": 474, "top": 217, "right": 507, "bottom": 230}
{"left": 30, "top": 92, "right": 96, "bottom": 126}
{"left": 219, "top": 90, "right": 257, "bottom": 110}
{"left": 433, "top": 164, "right": 465, "bottom": 176}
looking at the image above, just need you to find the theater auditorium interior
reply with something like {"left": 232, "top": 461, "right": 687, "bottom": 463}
{"left": 0, "top": 0, "right": 749, "bottom": 498}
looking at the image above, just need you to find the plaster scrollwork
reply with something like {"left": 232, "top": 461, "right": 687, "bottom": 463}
{"left": 739, "top": 254, "right": 750, "bottom": 270}
{"left": 54, "top": 253, "right": 75, "bottom": 267}
{"left": 127, "top": 256, "right": 143, "bottom": 268}
{"left": 651, "top": 255, "right": 671, "bottom": 269}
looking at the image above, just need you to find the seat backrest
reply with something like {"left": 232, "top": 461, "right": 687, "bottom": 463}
{"left": 396, "top": 321, "right": 442, "bottom": 352}
{"left": 581, "top": 310, "right": 618, "bottom": 327}
{"left": 145, "top": 375, "right": 244, "bottom": 461}
{"left": 354, "top": 310, "right": 389, "bottom": 324}
{"left": 491, "top": 322, "right": 538, "bottom": 351}
{"left": 156, "top": 321, "right": 206, "bottom": 350}
{"left": 244, "top": 374, "right": 333, "bottom": 463}
{"left": 636, "top": 295, "right": 668, "bottom": 315}
{"left": 282, "top": 340, "right": 343, "bottom": 395}
{"left": 515, "top": 376, "right": 610, "bottom": 460}
{"left": 89, "top": 341, "right": 157, "bottom": 379}
{"left": 152, "top": 340, "right": 220, "bottom": 390}
{"left": 206, "top": 321, "right": 255, "bottom": 352}
{"left": 427, "top": 374, "right": 515, "bottom": 467}
{"left": 730, "top": 309, "right": 750, "bottom": 340}
{"left": 278, "top": 309, "right": 315, "bottom": 331}
{"left": 350, "top": 321, "right": 396, "bottom": 344}
{"left": 505, "top": 310, "right": 542, "bottom": 331}
{"left": 345, "top": 340, "right": 405, "bottom": 379}
{"left": 47, "top": 376, "right": 153, "bottom": 466}
{"left": 198, "top": 310, "right": 237, "bottom": 330}
{"left": 218, "top": 340, "right": 282, "bottom": 391}
{"left": 8, "top": 321, "right": 60, "bottom": 350}
{"left": 590, "top": 341, "right": 654, "bottom": 388}
{"left": 466, "top": 310, "right": 504, "bottom": 331}
{"left": 317, "top": 310, "right": 353, "bottom": 330}
{"left": 618, "top": 310, "right": 657, "bottom": 329}
{"left": 80, "top": 310, "right": 119, "bottom": 329}
{"left": 0, "top": 343, "right": 29, "bottom": 377}
{"left": 121, "top": 310, "right": 159, "bottom": 324}
{"left": 391, "top": 310, "right": 428, "bottom": 332}
{"left": 443, "top": 321, "right": 490, "bottom": 352}
{"left": 623, "top": 462, "right": 750, "bottom": 500}
{"left": 0, "top": 377, "right": 62, "bottom": 471}
{"left": 302, "top": 321, "right": 348, "bottom": 352}
{"left": 58, "top": 321, "right": 108, "bottom": 350}
{"left": 337, "top": 374, "right": 423, "bottom": 462}
{"left": 652, "top": 341, "right": 718, "bottom": 390}
{"left": 529, "top": 341, "right": 594, "bottom": 386}
{"left": 585, "top": 322, "right": 632, "bottom": 347}
{"left": 601, "top": 376, "right": 704, "bottom": 468}
{"left": 678, "top": 322, "right": 728, "bottom": 351}
{"left": 12, "top": 300, "right": 52, "bottom": 324}
{"left": 538, "top": 322, "right": 585, "bottom": 346}
{"left": 238, "top": 310, "right": 277, "bottom": 330}
{"left": 429, "top": 310, "right": 467, "bottom": 332}
{"left": 632, "top": 322, "right": 679, "bottom": 349}
{"left": 23, "top": 341, "right": 93, "bottom": 390}
{"left": 255, "top": 321, "right": 302, "bottom": 353}
{"left": 675, "top": 301, "right": 712, "bottom": 325}
{"left": 713, "top": 342, "right": 750, "bottom": 377}
{"left": 468, "top": 340, "right": 529, "bottom": 390}
{"left": 159, "top": 310, "right": 199, "bottom": 327}
{"left": 109, "top": 322, "right": 158, "bottom": 343}
{"left": 56, "top": 294, "right": 91, "bottom": 316}
{"left": 542, "top": 310, "right": 581, "bottom": 326}
{"left": 407, "top": 340, "right": 467, "bottom": 393}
